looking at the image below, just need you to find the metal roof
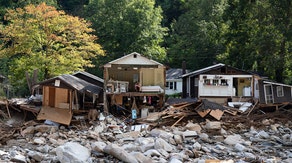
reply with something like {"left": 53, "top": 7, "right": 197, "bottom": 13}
{"left": 38, "top": 74, "right": 103, "bottom": 95}
{"left": 166, "top": 68, "right": 189, "bottom": 79}
{"left": 181, "top": 63, "right": 225, "bottom": 78}
{"left": 72, "top": 71, "right": 104, "bottom": 83}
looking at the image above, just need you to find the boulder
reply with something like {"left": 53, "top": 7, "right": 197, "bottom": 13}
{"left": 224, "top": 134, "right": 244, "bottom": 145}
{"left": 103, "top": 143, "right": 138, "bottom": 163}
{"left": 154, "top": 138, "right": 173, "bottom": 152}
{"left": 91, "top": 141, "right": 107, "bottom": 153}
{"left": 204, "top": 121, "right": 221, "bottom": 130}
{"left": 56, "top": 142, "right": 90, "bottom": 163}
{"left": 131, "top": 152, "right": 154, "bottom": 163}
{"left": 185, "top": 122, "right": 202, "bottom": 132}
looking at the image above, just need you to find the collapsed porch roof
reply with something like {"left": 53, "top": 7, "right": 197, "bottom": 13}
{"left": 37, "top": 74, "right": 103, "bottom": 95}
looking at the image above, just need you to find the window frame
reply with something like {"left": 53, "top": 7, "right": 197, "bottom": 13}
{"left": 276, "top": 86, "right": 284, "bottom": 97}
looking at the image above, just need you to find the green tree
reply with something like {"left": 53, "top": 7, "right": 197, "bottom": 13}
{"left": 167, "top": 0, "right": 228, "bottom": 70}
{"left": 0, "top": 3, "right": 104, "bottom": 94}
{"left": 83, "top": 0, "right": 167, "bottom": 66}
{"left": 218, "top": 0, "right": 292, "bottom": 83}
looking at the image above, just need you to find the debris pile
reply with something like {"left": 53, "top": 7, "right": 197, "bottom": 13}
{"left": 137, "top": 99, "right": 256, "bottom": 127}
{"left": 1, "top": 108, "right": 292, "bottom": 162}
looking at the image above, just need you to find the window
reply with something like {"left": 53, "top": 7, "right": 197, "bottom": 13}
{"left": 221, "top": 79, "right": 228, "bottom": 86}
{"left": 204, "top": 79, "right": 211, "bottom": 85}
{"left": 277, "top": 86, "right": 284, "bottom": 97}
{"left": 195, "top": 78, "right": 198, "bottom": 86}
{"left": 166, "top": 81, "right": 177, "bottom": 90}
{"left": 169, "top": 82, "right": 174, "bottom": 89}
{"left": 213, "top": 79, "right": 219, "bottom": 86}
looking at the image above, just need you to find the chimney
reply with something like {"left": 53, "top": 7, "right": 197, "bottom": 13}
{"left": 182, "top": 61, "right": 186, "bottom": 74}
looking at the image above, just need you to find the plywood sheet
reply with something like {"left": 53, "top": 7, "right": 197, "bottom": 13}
{"left": 37, "top": 106, "right": 72, "bottom": 125}
{"left": 209, "top": 109, "right": 224, "bottom": 120}
{"left": 115, "top": 95, "right": 123, "bottom": 105}
{"left": 196, "top": 109, "right": 211, "bottom": 117}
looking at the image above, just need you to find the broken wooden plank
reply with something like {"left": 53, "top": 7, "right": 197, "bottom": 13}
{"left": 5, "top": 100, "right": 11, "bottom": 118}
{"left": 171, "top": 115, "right": 185, "bottom": 127}
{"left": 223, "top": 109, "right": 238, "bottom": 116}
{"left": 209, "top": 109, "right": 224, "bottom": 120}
{"left": 247, "top": 100, "right": 259, "bottom": 116}
{"left": 196, "top": 109, "right": 211, "bottom": 117}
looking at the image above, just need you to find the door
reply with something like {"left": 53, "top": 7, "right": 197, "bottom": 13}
{"left": 49, "top": 87, "right": 56, "bottom": 107}
{"left": 264, "top": 84, "right": 274, "bottom": 104}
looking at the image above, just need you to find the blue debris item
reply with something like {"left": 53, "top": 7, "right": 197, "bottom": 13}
{"left": 132, "top": 109, "right": 137, "bottom": 119}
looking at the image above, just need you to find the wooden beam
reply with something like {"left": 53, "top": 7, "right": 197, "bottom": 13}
{"left": 171, "top": 115, "right": 185, "bottom": 127}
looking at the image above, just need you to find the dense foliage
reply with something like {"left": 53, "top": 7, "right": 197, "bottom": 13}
{"left": 0, "top": 3, "right": 104, "bottom": 95}
{"left": 0, "top": 0, "right": 291, "bottom": 96}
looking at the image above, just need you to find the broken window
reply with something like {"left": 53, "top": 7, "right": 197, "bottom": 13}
{"left": 276, "top": 86, "right": 284, "bottom": 97}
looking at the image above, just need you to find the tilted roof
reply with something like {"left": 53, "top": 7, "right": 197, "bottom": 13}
{"left": 38, "top": 74, "right": 103, "bottom": 95}
{"left": 72, "top": 71, "right": 104, "bottom": 83}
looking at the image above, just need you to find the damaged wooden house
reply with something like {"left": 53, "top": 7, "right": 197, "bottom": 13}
{"left": 103, "top": 52, "right": 166, "bottom": 118}
{"left": 182, "top": 63, "right": 256, "bottom": 104}
{"left": 181, "top": 63, "right": 292, "bottom": 111}
{"left": 36, "top": 73, "right": 103, "bottom": 125}
{"left": 257, "top": 79, "right": 292, "bottom": 109}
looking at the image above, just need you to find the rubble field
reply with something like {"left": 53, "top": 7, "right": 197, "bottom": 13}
{"left": 0, "top": 100, "right": 292, "bottom": 163}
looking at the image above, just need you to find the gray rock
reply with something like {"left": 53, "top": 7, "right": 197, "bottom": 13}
{"left": 35, "top": 125, "right": 58, "bottom": 133}
{"left": 56, "top": 142, "right": 90, "bottom": 163}
{"left": 199, "top": 133, "right": 210, "bottom": 143}
{"left": 173, "top": 135, "right": 183, "bottom": 144}
{"left": 169, "top": 152, "right": 189, "bottom": 161}
{"left": 122, "top": 143, "right": 139, "bottom": 152}
{"left": 257, "top": 130, "right": 270, "bottom": 139}
{"left": 91, "top": 141, "right": 107, "bottom": 153}
{"left": 135, "top": 137, "right": 155, "bottom": 145}
{"left": 204, "top": 121, "right": 221, "bottom": 130}
{"left": 169, "top": 158, "right": 182, "bottom": 163}
{"left": 234, "top": 143, "right": 246, "bottom": 152}
{"left": 283, "top": 158, "right": 292, "bottom": 163}
{"left": 27, "top": 151, "right": 43, "bottom": 162}
{"left": 182, "top": 130, "right": 198, "bottom": 139}
{"left": 157, "top": 148, "right": 169, "bottom": 158}
{"left": 144, "top": 149, "right": 162, "bottom": 157}
{"left": 131, "top": 152, "right": 154, "bottom": 163}
{"left": 169, "top": 137, "right": 177, "bottom": 145}
{"left": 154, "top": 138, "right": 173, "bottom": 152}
{"left": 139, "top": 143, "right": 155, "bottom": 152}
{"left": 192, "top": 142, "right": 201, "bottom": 150}
{"left": 244, "top": 152, "right": 256, "bottom": 160}
{"left": 224, "top": 134, "right": 244, "bottom": 145}
{"left": 185, "top": 122, "right": 202, "bottom": 132}
{"left": 220, "top": 128, "right": 228, "bottom": 135}
{"left": 150, "top": 129, "right": 173, "bottom": 139}
{"left": 10, "top": 152, "right": 26, "bottom": 163}
{"left": 104, "top": 143, "right": 138, "bottom": 163}
{"left": 33, "top": 137, "right": 46, "bottom": 144}
{"left": 21, "top": 126, "right": 35, "bottom": 135}
{"left": 36, "top": 144, "right": 51, "bottom": 153}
